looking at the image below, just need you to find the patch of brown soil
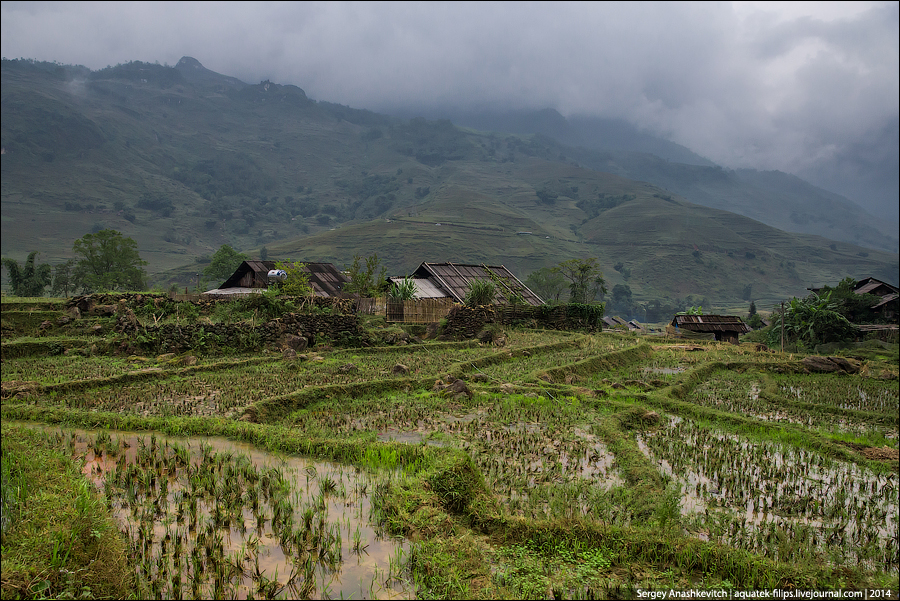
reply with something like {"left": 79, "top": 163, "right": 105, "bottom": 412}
{"left": 0, "top": 380, "right": 40, "bottom": 397}
{"left": 862, "top": 446, "right": 900, "bottom": 461}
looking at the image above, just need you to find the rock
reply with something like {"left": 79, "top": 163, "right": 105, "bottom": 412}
{"left": 157, "top": 353, "right": 176, "bottom": 362}
{"left": 424, "top": 322, "right": 441, "bottom": 339}
{"left": 392, "top": 363, "right": 410, "bottom": 375}
{"left": 564, "top": 374, "right": 578, "bottom": 384}
{"left": 594, "top": 389, "right": 608, "bottom": 397}
{"left": 279, "top": 333, "right": 308, "bottom": 352}
{"left": 500, "top": 383, "right": 517, "bottom": 394}
{"left": 179, "top": 355, "right": 198, "bottom": 366}
{"left": 611, "top": 382, "right": 625, "bottom": 389}
{"left": 282, "top": 348, "right": 298, "bottom": 361}
{"left": 800, "top": 356, "right": 860, "bottom": 374}
{"left": 67, "top": 306, "right": 81, "bottom": 320}
{"left": 448, "top": 379, "right": 473, "bottom": 398}
{"left": 471, "top": 373, "right": 490, "bottom": 383}
{"left": 90, "top": 324, "right": 104, "bottom": 334}
{"left": 93, "top": 304, "right": 118, "bottom": 317}
{"left": 56, "top": 316, "right": 72, "bottom": 326}
{"left": 339, "top": 363, "right": 358, "bottom": 373}
{"left": 39, "top": 320, "right": 53, "bottom": 330}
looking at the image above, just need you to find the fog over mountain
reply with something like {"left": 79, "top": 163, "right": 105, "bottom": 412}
{"left": 2, "top": 1, "right": 897, "bottom": 222}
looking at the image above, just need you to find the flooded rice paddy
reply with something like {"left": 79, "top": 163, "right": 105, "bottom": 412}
{"left": 3, "top": 323, "right": 899, "bottom": 596}
{"left": 640, "top": 416, "right": 899, "bottom": 570}
{"left": 14, "top": 423, "right": 414, "bottom": 600}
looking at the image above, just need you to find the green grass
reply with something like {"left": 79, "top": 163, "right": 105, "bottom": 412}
{"left": 1, "top": 424, "right": 133, "bottom": 600}
{"left": 2, "top": 310, "right": 899, "bottom": 598}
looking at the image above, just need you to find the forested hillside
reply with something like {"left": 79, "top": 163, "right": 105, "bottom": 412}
{"left": 2, "top": 57, "right": 897, "bottom": 307}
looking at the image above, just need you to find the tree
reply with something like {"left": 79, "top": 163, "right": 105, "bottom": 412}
{"left": 767, "top": 291, "right": 855, "bottom": 350}
{"left": 553, "top": 258, "right": 607, "bottom": 304}
{"left": 344, "top": 253, "right": 387, "bottom": 297}
{"left": 273, "top": 260, "right": 313, "bottom": 297}
{"left": 2, "top": 252, "right": 52, "bottom": 296}
{"left": 72, "top": 229, "right": 148, "bottom": 292}
{"left": 204, "top": 245, "right": 249, "bottom": 284}
{"left": 525, "top": 267, "right": 567, "bottom": 304}
{"left": 51, "top": 259, "right": 77, "bottom": 297}
{"left": 609, "top": 283, "right": 637, "bottom": 316}
{"left": 818, "top": 277, "right": 882, "bottom": 324}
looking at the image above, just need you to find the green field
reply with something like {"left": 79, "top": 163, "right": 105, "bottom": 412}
{"left": 2, "top": 296, "right": 898, "bottom": 599}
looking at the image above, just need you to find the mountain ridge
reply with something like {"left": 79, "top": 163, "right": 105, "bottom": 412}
{"left": 1, "top": 56, "right": 896, "bottom": 306}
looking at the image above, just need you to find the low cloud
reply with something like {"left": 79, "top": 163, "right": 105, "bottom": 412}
{"left": 2, "top": 1, "right": 897, "bottom": 218}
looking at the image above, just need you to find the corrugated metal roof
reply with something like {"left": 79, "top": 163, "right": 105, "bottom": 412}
{"left": 219, "top": 261, "right": 349, "bottom": 297}
{"left": 671, "top": 314, "right": 751, "bottom": 333}
{"left": 203, "top": 287, "right": 263, "bottom": 297}
{"left": 387, "top": 277, "right": 449, "bottom": 299}
{"left": 411, "top": 262, "right": 544, "bottom": 306}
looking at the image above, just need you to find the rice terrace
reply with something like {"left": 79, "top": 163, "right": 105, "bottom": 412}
{"left": 1, "top": 293, "right": 898, "bottom": 599}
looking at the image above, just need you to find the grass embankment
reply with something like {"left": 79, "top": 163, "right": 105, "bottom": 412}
{"left": 1, "top": 424, "right": 133, "bottom": 599}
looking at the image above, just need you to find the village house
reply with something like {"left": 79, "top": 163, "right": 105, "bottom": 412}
{"left": 204, "top": 260, "right": 349, "bottom": 298}
{"left": 809, "top": 276, "right": 899, "bottom": 321}
{"left": 390, "top": 262, "right": 544, "bottom": 306}
{"left": 669, "top": 314, "right": 751, "bottom": 344}
{"left": 852, "top": 277, "right": 898, "bottom": 321}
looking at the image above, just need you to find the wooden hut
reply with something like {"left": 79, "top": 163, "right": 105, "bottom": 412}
{"left": 669, "top": 314, "right": 751, "bottom": 344}
{"left": 205, "top": 261, "right": 349, "bottom": 298}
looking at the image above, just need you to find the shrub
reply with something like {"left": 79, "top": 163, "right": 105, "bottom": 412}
{"left": 464, "top": 280, "right": 496, "bottom": 307}
{"left": 388, "top": 278, "right": 417, "bottom": 301}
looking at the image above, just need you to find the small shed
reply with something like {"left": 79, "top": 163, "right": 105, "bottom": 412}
{"left": 409, "top": 262, "right": 544, "bottom": 306}
{"left": 206, "top": 261, "right": 349, "bottom": 297}
{"left": 670, "top": 314, "right": 751, "bottom": 344}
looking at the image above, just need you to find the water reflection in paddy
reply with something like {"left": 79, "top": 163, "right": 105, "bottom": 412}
{"left": 18, "top": 423, "right": 414, "bottom": 600}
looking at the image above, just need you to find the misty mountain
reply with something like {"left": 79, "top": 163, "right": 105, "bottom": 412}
{"left": 1, "top": 57, "right": 896, "bottom": 306}
{"left": 387, "top": 107, "right": 716, "bottom": 167}
{"left": 397, "top": 107, "right": 897, "bottom": 254}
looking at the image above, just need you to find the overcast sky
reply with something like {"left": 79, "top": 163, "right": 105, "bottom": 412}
{"left": 2, "top": 1, "right": 897, "bottom": 220}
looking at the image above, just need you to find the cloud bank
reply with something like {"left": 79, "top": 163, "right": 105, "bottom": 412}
{"left": 2, "top": 1, "right": 897, "bottom": 219}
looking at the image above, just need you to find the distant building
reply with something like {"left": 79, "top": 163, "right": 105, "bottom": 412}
{"left": 809, "top": 276, "right": 898, "bottom": 321}
{"left": 204, "top": 260, "right": 349, "bottom": 298}
{"left": 853, "top": 277, "right": 898, "bottom": 320}
{"left": 669, "top": 314, "right": 751, "bottom": 345}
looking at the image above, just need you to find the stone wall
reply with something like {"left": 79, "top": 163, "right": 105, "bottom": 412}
{"left": 442, "top": 303, "right": 604, "bottom": 339}
{"left": 114, "top": 311, "right": 364, "bottom": 354}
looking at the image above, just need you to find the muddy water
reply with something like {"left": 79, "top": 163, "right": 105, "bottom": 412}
{"left": 13, "top": 422, "right": 414, "bottom": 600}
{"left": 638, "top": 416, "right": 899, "bottom": 570}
